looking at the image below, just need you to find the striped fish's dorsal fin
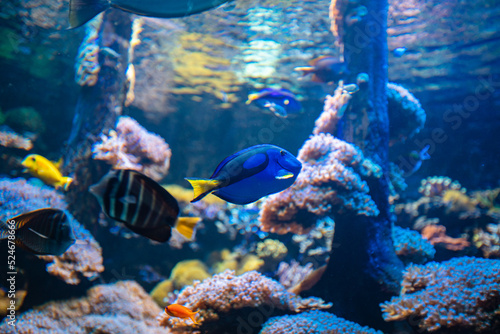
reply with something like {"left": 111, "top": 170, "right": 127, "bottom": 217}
{"left": 10, "top": 208, "right": 67, "bottom": 239}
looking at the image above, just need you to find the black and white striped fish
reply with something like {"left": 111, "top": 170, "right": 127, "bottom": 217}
{"left": 0, "top": 208, "right": 76, "bottom": 255}
{"left": 90, "top": 169, "right": 200, "bottom": 243}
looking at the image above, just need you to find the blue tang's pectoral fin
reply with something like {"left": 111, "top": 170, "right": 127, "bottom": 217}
{"left": 275, "top": 170, "right": 295, "bottom": 180}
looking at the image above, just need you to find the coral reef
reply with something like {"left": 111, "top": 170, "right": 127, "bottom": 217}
{"left": 0, "top": 128, "right": 33, "bottom": 150}
{"left": 169, "top": 260, "right": 211, "bottom": 290}
{"left": 260, "top": 133, "right": 381, "bottom": 234}
{"left": 92, "top": 116, "right": 172, "bottom": 181}
{"left": 0, "top": 178, "right": 103, "bottom": 284}
{"left": 473, "top": 224, "right": 500, "bottom": 258}
{"left": 75, "top": 15, "right": 102, "bottom": 86}
{"left": 313, "top": 84, "right": 353, "bottom": 135}
{"left": 421, "top": 224, "right": 470, "bottom": 251}
{"left": 291, "top": 216, "right": 335, "bottom": 259}
{"left": 0, "top": 281, "right": 168, "bottom": 333}
{"left": 380, "top": 257, "right": 500, "bottom": 332}
{"left": 157, "top": 270, "right": 331, "bottom": 330}
{"left": 256, "top": 239, "right": 288, "bottom": 261}
{"left": 261, "top": 310, "right": 384, "bottom": 334}
{"left": 386, "top": 82, "right": 426, "bottom": 145}
{"left": 392, "top": 225, "right": 435, "bottom": 264}
{"left": 418, "top": 176, "right": 465, "bottom": 198}
{"left": 275, "top": 260, "right": 314, "bottom": 291}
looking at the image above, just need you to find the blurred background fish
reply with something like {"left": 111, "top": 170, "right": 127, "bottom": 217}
{"left": 0, "top": 208, "right": 76, "bottom": 256}
{"left": 246, "top": 88, "right": 302, "bottom": 118}
{"left": 294, "top": 56, "right": 349, "bottom": 84}
{"left": 186, "top": 144, "right": 302, "bottom": 204}
{"left": 21, "top": 154, "right": 73, "bottom": 190}
{"left": 90, "top": 169, "right": 200, "bottom": 243}
{"left": 69, "top": 0, "right": 233, "bottom": 28}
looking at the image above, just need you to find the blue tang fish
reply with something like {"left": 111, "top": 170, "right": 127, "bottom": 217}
{"left": 185, "top": 145, "right": 302, "bottom": 205}
{"left": 69, "top": 0, "right": 233, "bottom": 28}
{"left": 246, "top": 88, "right": 302, "bottom": 118}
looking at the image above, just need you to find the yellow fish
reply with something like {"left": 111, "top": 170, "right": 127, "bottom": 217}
{"left": 21, "top": 154, "right": 73, "bottom": 190}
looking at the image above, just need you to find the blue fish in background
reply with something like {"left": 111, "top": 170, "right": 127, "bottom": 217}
{"left": 185, "top": 145, "right": 302, "bottom": 205}
{"left": 69, "top": 0, "right": 233, "bottom": 28}
{"left": 246, "top": 88, "right": 302, "bottom": 118}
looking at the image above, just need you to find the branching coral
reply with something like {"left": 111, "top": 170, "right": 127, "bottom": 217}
{"left": 157, "top": 270, "right": 331, "bottom": 330}
{"left": 0, "top": 281, "right": 168, "bottom": 333}
{"left": 313, "top": 84, "right": 353, "bottom": 135}
{"left": 276, "top": 260, "right": 314, "bottom": 291}
{"left": 380, "top": 257, "right": 500, "bottom": 332}
{"left": 0, "top": 178, "right": 103, "bottom": 284}
{"left": 421, "top": 224, "right": 470, "bottom": 251}
{"left": 261, "top": 310, "right": 384, "bottom": 334}
{"left": 92, "top": 116, "right": 172, "bottom": 181}
{"left": 259, "top": 133, "right": 381, "bottom": 234}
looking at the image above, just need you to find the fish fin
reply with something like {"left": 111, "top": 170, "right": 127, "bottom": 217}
{"left": 61, "top": 177, "right": 73, "bottom": 191}
{"left": 275, "top": 170, "right": 294, "bottom": 180}
{"left": 294, "top": 66, "right": 314, "bottom": 75}
{"left": 185, "top": 178, "right": 221, "bottom": 202}
{"left": 119, "top": 195, "right": 137, "bottom": 204}
{"left": 246, "top": 93, "right": 260, "bottom": 104}
{"left": 0, "top": 221, "right": 9, "bottom": 239}
{"left": 310, "top": 74, "right": 323, "bottom": 83}
{"left": 69, "top": 0, "right": 110, "bottom": 29}
{"left": 126, "top": 224, "right": 172, "bottom": 243}
{"left": 190, "top": 316, "right": 200, "bottom": 325}
{"left": 175, "top": 217, "right": 201, "bottom": 240}
{"left": 53, "top": 157, "right": 63, "bottom": 170}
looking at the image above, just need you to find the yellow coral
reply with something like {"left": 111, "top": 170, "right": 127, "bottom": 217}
{"left": 169, "top": 259, "right": 210, "bottom": 290}
{"left": 442, "top": 190, "right": 477, "bottom": 212}
{"left": 236, "top": 255, "right": 264, "bottom": 275}
{"left": 256, "top": 239, "right": 288, "bottom": 260}
{"left": 150, "top": 279, "right": 174, "bottom": 307}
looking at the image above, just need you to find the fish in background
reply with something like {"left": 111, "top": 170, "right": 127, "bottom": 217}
{"left": 165, "top": 304, "right": 199, "bottom": 324}
{"left": 246, "top": 88, "right": 302, "bottom": 118}
{"left": 403, "top": 145, "right": 431, "bottom": 177}
{"left": 21, "top": 154, "right": 73, "bottom": 190}
{"left": 294, "top": 56, "right": 349, "bottom": 84}
{"left": 69, "top": 0, "right": 233, "bottom": 28}
{"left": 90, "top": 169, "right": 200, "bottom": 243}
{"left": 0, "top": 208, "right": 76, "bottom": 256}
{"left": 186, "top": 144, "right": 302, "bottom": 205}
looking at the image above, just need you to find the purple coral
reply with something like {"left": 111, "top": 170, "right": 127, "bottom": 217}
{"left": 259, "top": 133, "right": 381, "bottom": 234}
{"left": 0, "top": 178, "right": 103, "bottom": 284}
{"left": 260, "top": 310, "right": 384, "bottom": 334}
{"left": 92, "top": 116, "right": 171, "bottom": 181}
{"left": 392, "top": 225, "right": 435, "bottom": 264}
{"left": 380, "top": 256, "right": 500, "bottom": 332}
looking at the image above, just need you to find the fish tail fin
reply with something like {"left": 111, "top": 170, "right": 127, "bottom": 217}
{"left": 184, "top": 178, "right": 220, "bottom": 202}
{"left": 190, "top": 315, "right": 200, "bottom": 325}
{"left": 175, "top": 217, "right": 201, "bottom": 240}
{"left": 61, "top": 177, "right": 74, "bottom": 191}
{"left": 294, "top": 66, "right": 314, "bottom": 75}
{"left": 69, "top": 0, "right": 110, "bottom": 29}
{"left": 246, "top": 93, "right": 259, "bottom": 104}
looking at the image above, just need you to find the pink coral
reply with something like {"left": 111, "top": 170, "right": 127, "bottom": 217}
{"left": 157, "top": 270, "right": 331, "bottom": 330}
{"left": 92, "top": 116, "right": 171, "bottom": 181}
{"left": 0, "top": 281, "right": 169, "bottom": 334}
{"left": 259, "top": 133, "right": 381, "bottom": 234}
{"left": 313, "top": 85, "right": 352, "bottom": 135}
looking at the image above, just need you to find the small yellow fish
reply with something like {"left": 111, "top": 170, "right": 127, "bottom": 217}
{"left": 165, "top": 304, "right": 199, "bottom": 324}
{"left": 21, "top": 154, "right": 73, "bottom": 190}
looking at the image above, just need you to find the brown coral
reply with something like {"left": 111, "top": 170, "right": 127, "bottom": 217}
{"left": 421, "top": 224, "right": 470, "bottom": 251}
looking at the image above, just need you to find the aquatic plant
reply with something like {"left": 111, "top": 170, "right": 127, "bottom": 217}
{"left": 0, "top": 178, "right": 104, "bottom": 284}
{"left": 381, "top": 257, "right": 500, "bottom": 332}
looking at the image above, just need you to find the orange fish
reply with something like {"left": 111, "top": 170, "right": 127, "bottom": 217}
{"left": 165, "top": 304, "right": 199, "bottom": 324}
